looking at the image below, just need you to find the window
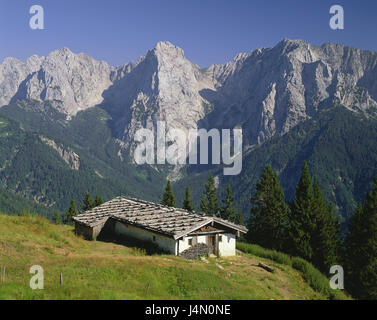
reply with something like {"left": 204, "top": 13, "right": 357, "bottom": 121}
{"left": 153, "top": 236, "right": 156, "bottom": 242}
{"left": 219, "top": 236, "right": 223, "bottom": 242}
{"left": 188, "top": 238, "right": 192, "bottom": 246}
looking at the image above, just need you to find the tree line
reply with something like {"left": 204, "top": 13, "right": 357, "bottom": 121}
{"left": 161, "top": 175, "right": 243, "bottom": 224}
{"left": 61, "top": 191, "right": 104, "bottom": 224}
{"left": 246, "top": 161, "right": 377, "bottom": 300}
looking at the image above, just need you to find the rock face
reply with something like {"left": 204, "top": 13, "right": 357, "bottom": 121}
{"left": 1, "top": 39, "right": 377, "bottom": 147}
{"left": 0, "top": 55, "right": 43, "bottom": 107}
{"left": 103, "top": 41, "right": 214, "bottom": 146}
{"left": 0, "top": 48, "right": 113, "bottom": 114}
{"left": 40, "top": 136, "right": 80, "bottom": 170}
{"left": 201, "top": 39, "right": 377, "bottom": 144}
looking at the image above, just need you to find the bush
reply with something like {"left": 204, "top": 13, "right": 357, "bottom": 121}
{"left": 237, "top": 242, "right": 292, "bottom": 265}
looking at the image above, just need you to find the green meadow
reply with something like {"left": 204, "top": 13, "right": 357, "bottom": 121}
{"left": 0, "top": 214, "right": 348, "bottom": 300}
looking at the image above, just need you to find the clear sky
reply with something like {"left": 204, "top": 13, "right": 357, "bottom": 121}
{"left": 0, "top": 0, "right": 376, "bottom": 67}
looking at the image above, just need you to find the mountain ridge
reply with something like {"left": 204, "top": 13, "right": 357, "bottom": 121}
{"left": 2, "top": 39, "right": 377, "bottom": 149}
{"left": 1, "top": 39, "right": 377, "bottom": 222}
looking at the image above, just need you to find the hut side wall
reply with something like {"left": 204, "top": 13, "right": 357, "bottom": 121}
{"left": 92, "top": 221, "right": 108, "bottom": 239}
{"left": 75, "top": 219, "right": 109, "bottom": 240}
{"left": 75, "top": 223, "right": 94, "bottom": 240}
{"left": 218, "top": 233, "right": 236, "bottom": 256}
{"left": 114, "top": 221, "right": 177, "bottom": 254}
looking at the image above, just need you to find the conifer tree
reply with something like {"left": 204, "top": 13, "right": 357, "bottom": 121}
{"left": 161, "top": 180, "right": 176, "bottom": 207}
{"left": 94, "top": 195, "right": 104, "bottom": 207}
{"left": 346, "top": 179, "right": 377, "bottom": 299}
{"left": 183, "top": 187, "right": 194, "bottom": 212}
{"left": 345, "top": 203, "right": 365, "bottom": 298}
{"left": 288, "top": 161, "right": 316, "bottom": 260}
{"left": 247, "top": 165, "right": 289, "bottom": 251}
{"left": 234, "top": 210, "right": 243, "bottom": 225}
{"left": 220, "top": 185, "right": 237, "bottom": 222}
{"left": 81, "top": 191, "right": 94, "bottom": 212}
{"left": 200, "top": 174, "right": 220, "bottom": 216}
{"left": 66, "top": 200, "right": 78, "bottom": 223}
{"left": 311, "top": 179, "right": 340, "bottom": 272}
{"left": 54, "top": 211, "right": 62, "bottom": 225}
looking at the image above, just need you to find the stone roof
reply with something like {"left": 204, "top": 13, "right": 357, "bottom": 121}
{"left": 72, "top": 196, "right": 247, "bottom": 239}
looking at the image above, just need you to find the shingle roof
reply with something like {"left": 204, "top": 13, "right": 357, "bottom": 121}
{"left": 72, "top": 196, "right": 247, "bottom": 239}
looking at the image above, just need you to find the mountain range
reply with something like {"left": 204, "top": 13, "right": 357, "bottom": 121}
{"left": 1, "top": 39, "right": 377, "bottom": 225}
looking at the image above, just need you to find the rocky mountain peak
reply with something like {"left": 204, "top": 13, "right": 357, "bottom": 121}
{"left": 153, "top": 41, "right": 185, "bottom": 57}
{"left": 204, "top": 39, "right": 377, "bottom": 146}
{"left": 0, "top": 48, "right": 113, "bottom": 114}
{"left": 145, "top": 41, "right": 194, "bottom": 72}
{"left": 49, "top": 47, "right": 74, "bottom": 57}
{"left": 26, "top": 54, "right": 45, "bottom": 68}
{"left": 1, "top": 39, "right": 377, "bottom": 152}
{"left": 103, "top": 41, "right": 213, "bottom": 147}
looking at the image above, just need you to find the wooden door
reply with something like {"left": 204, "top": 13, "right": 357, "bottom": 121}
{"left": 208, "top": 235, "right": 216, "bottom": 254}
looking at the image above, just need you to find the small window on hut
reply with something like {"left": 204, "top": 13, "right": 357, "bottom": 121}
{"left": 153, "top": 236, "right": 156, "bottom": 242}
{"left": 188, "top": 238, "right": 193, "bottom": 246}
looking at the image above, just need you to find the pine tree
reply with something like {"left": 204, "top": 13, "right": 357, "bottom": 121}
{"left": 54, "top": 211, "right": 62, "bottom": 225}
{"left": 161, "top": 180, "right": 176, "bottom": 207}
{"left": 288, "top": 161, "right": 316, "bottom": 260}
{"left": 220, "top": 185, "right": 237, "bottom": 222}
{"left": 94, "top": 195, "right": 104, "bottom": 207}
{"left": 200, "top": 174, "right": 220, "bottom": 216}
{"left": 311, "top": 178, "right": 340, "bottom": 272}
{"left": 345, "top": 203, "right": 365, "bottom": 298}
{"left": 183, "top": 187, "right": 194, "bottom": 212}
{"left": 247, "top": 165, "right": 289, "bottom": 251}
{"left": 66, "top": 200, "right": 78, "bottom": 223}
{"left": 81, "top": 191, "right": 94, "bottom": 212}
{"left": 346, "top": 179, "right": 377, "bottom": 299}
{"left": 234, "top": 210, "right": 243, "bottom": 225}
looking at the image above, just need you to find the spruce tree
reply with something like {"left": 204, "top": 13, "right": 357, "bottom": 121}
{"left": 311, "top": 179, "right": 340, "bottom": 272}
{"left": 183, "top": 187, "right": 194, "bottom": 212}
{"left": 247, "top": 165, "right": 289, "bottom": 251}
{"left": 288, "top": 161, "right": 316, "bottom": 260}
{"left": 346, "top": 179, "right": 377, "bottom": 299}
{"left": 66, "top": 200, "right": 78, "bottom": 223}
{"left": 234, "top": 210, "right": 243, "bottom": 225}
{"left": 200, "top": 174, "right": 220, "bottom": 216}
{"left": 81, "top": 191, "right": 94, "bottom": 212}
{"left": 220, "top": 185, "right": 237, "bottom": 222}
{"left": 345, "top": 203, "right": 365, "bottom": 298}
{"left": 94, "top": 195, "right": 104, "bottom": 207}
{"left": 54, "top": 211, "right": 61, "bottom": 225}
{"left": 161, "top": 180, "right": 176, "bottom": 207}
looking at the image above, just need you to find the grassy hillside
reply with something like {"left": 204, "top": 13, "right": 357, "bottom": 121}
{"left": 0, "top": 214, "right": 348, "bottom": 300}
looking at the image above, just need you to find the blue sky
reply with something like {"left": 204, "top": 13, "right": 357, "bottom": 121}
{"left": 0, "top": 0, "right": 376, "bottom": 67}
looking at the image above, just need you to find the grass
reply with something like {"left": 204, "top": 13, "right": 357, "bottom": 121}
{"left": 0, "top": 214, "right": 347, "bottom": 300}
{"left": 236, "top": 242, "right": 351, "bottom": 300}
